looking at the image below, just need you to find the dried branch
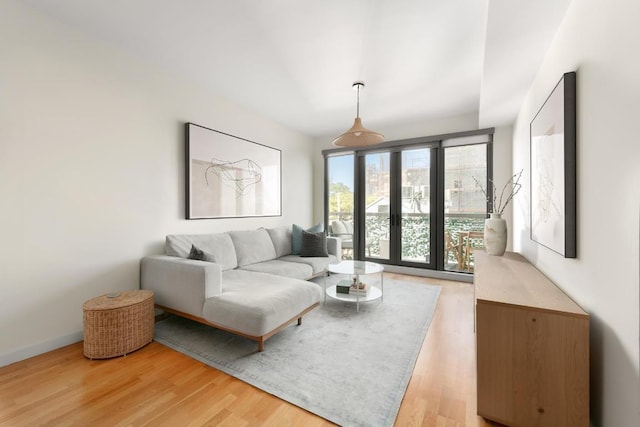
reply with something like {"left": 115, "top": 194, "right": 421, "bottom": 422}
{"left": 472, "top": 175, "right": 490, "bottom": 208}
{"left": 473, "top": 169, "right": 523, "bottom": 215}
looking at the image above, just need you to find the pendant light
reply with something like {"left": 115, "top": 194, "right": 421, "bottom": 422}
{"left": 332, "top": 81, "right": 384, "bottom": 147}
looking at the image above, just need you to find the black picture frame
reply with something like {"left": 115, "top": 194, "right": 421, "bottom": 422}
{"left": 530, "top": 71, "right": 577, "bottom": 258}
{"left": 185, "top": 123, "right": 282, "bottom": 220}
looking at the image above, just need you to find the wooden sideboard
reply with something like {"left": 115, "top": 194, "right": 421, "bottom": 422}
{"left": 474, "top": 251, "right": 589, "bottom": 426}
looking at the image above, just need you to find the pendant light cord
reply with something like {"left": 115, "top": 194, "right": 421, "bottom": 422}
{"left": 356, "top": 84, "right": 360, "bottom": 118}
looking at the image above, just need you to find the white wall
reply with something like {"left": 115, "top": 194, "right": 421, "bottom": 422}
{"left": 511, "top": 0, "right": 640, "bottom": 424}
{"left": 0, "top": 1, "right": 315, "bottom": 365}
{"left": 491, "top": 125, "right": 515, "bottom": 251}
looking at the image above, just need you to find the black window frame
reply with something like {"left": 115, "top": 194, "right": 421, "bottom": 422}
{"left": 323, "top": 128, "right": 494, "bottom": 273}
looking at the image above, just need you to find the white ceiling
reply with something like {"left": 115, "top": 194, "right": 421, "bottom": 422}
{"left": 23, "top": 0, "right": 573, "bottom": 137}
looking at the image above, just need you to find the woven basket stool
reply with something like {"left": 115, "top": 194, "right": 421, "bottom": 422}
{"left": 83, "top": 290, "right": 154, "bottom": 359}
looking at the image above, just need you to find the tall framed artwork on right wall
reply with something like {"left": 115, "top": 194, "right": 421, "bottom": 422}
{"left": 530, "top": 71, "right": 577, "bottom": 258}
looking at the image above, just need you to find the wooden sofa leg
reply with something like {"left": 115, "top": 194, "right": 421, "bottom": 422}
{"left": 297, "top": 317, "right": 302, "bottom": 326}
{"left": 258, "top": 340, "right": 264, "bottom": 352}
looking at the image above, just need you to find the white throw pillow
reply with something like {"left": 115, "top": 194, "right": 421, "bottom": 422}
{"left": 331, "top": 220, "right": 347, "bottom": 235}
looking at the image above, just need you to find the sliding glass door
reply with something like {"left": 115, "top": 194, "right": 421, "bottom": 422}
{"left": 399, "top": 148, "right": 434, "bottom": 266}
{"left": 362, "top": 152, "right": 391, "bottom": 261}
{"left": 360, "top": 147, "right": 435, "bottom": 268}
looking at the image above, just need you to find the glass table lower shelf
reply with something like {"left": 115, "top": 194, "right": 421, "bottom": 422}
{"left": 324, "top": 260, "right": 384, "bottom": 312}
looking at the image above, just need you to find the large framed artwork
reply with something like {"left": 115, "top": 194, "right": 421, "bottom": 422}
{"left": 185, "top": 123, "right": 281, "bottom": 219}
{"left": 530, "top": 71, "right": 576, "bottom": 258}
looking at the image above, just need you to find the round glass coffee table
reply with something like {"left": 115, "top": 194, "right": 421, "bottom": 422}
{"left": 324, "top": 260, "right": 384, "bottom": 312}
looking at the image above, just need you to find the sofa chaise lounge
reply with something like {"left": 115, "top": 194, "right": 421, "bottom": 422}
{"left": 141, "top": 226, "right": 341, "bottom": 351}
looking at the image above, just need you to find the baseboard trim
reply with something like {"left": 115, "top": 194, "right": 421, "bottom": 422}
{"left": 0, "top": 330, "right": 83, "bottom": 368}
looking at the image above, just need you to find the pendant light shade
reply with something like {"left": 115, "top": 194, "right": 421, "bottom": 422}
{"left": 332, "top": 82, "right": 384, "bottom": 147}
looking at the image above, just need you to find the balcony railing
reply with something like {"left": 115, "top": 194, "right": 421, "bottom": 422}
{"left": 329, "top": 212, "right": 486, "bottom": 272}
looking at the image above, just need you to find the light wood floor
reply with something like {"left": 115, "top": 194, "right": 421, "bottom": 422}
{"left": 0, "top": 274, "right": 497, "bottom": 426}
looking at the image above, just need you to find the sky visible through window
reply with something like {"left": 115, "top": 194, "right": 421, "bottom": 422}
{"left": 329, "top": 155, "right": 354, "bottom": 190}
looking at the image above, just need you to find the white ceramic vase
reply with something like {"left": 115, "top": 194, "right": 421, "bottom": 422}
{"left": 484, "top": 213, "right": 507, "bottom": 256}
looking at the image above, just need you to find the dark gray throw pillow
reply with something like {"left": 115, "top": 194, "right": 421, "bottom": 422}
{"left": 300, "top": 230, "right": 328, "bottom": 257}
{"left": 188, "top": 244, "right": 205, "bottom": 260}
{"left": 292, "top": 223, "right": 324, "bottom": 255}
{"left": 188, "top": 244, "right": 217, "bottom": 263}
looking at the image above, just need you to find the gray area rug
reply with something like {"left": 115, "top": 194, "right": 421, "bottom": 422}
{"left": 154, "top": 277, "right": 441, "bottom": 427}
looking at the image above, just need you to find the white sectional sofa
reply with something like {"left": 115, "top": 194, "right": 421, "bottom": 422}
{"left": 140, "top": 226, "right": 340, "bottom": 351}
